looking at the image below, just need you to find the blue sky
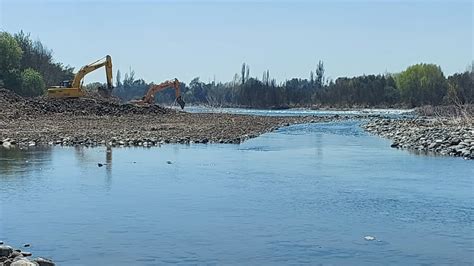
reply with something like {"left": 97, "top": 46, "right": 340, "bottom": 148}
{"left": 0, "top": 0, "right": 472, "bottom": 85}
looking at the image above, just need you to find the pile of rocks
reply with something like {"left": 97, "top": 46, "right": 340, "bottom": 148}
{"left": 363, "top": 118, "right": 474, "bottom": 159}
{"left": 0, "top": 243, "right": 54, "bottom": 266}
{"left": 0, "top": 88, "right": 172, "bottom": 118}
{"left": 26, "top": 97, "right": 171, "bottom": 116}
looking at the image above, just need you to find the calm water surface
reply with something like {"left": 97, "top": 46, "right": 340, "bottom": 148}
{"left": 0, "top": 120, "right": 473, "bottom": 265}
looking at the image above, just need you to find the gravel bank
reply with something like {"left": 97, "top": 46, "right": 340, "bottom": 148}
{"left": 0, "top": 112, "right": 338, "bottom": 147}
{"left": 0, "top": 88, "right": 341, "bottom": 147}
{"left": 363, "top": 118, "right": 474, "bottom": 159}
{"left": 0, "top": 112, "right": 332, "bottom": 147}
{"left": 0, "top": 242, "right": 55, "bottom": 265}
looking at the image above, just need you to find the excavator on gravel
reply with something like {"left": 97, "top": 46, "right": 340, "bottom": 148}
{"left": 130, "top": 78, "right": 185, "bottom": 109}
{"left": 47, "top": 55, "right": 113, "bottom": 98}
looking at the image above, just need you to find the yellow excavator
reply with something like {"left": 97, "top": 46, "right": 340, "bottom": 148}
{"left": 47, "top": 55, "right": 113, "bottom": 98}
{"left": 131, "top": 78, "right": 185, "bottom": 109}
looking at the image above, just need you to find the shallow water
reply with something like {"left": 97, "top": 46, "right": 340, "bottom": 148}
{"left": 0, "top": 120, "right": 473, "bottom": 265}
{"left": 185, "top": 106, "right": 414, "bottom": 117}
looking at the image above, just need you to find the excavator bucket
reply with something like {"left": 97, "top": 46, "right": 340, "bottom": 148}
{"left": 177, "top": 96, "right": 185, "bottom": 109}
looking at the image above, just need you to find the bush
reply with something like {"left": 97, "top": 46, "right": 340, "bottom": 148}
{"left": 21, "top": 68, "right": 45, "bottom": 96}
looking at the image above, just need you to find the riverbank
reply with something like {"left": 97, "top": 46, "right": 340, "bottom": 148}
{"left": 0, "top": 88, "right": 341, "bottom": 147}
{"left": 0, "top": 113, "right": 333, "bottom": 147}
{"left": 0, "top": 242, "right": 55, "bottom": 265}
{"left": 362, "top": 117, "right": 474, "bottom": 159}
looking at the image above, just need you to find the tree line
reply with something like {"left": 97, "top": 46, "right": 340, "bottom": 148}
{"left": 1, "top": 30, "right": 472, "bottom": 108}
{"left": 115, "top": 61, "right": 473, "bottom": 108}
{"left": 0, "top": 31, "right": 74, "bottom": 96}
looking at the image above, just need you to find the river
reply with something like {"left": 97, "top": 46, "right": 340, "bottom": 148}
{"left": 0, "top": 110, "right": 473, "bottom": 265}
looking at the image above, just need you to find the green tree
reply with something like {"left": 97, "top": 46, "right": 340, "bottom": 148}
{"left": 0, "top": 31, "right": 23, "bottom": 90}
{"left": 20, "top": 68, "right": 45, "bottom": 96}
{"left": 315, "top": 60, "right": 325, "bottom": 88}
{"left": 396, "top": 63, "right": 447, "bottom": 106}
{"left": 13, "top": 31, "right": 74, "bottom": 87}
{"left": 446, "top": 72, "right": 473, "bottom": 104}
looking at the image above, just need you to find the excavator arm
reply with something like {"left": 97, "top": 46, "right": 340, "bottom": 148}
{"left": 132, "top": 78, "right": 185, "bottom": 109}
{"left": 71, "top": 55, "right": 113, "bottom": 89}
{"left": 48, "top": 55, "right": 113, "bottom": 98}
{"left": 72, "top": 55, "right": 113, "bottom": 96}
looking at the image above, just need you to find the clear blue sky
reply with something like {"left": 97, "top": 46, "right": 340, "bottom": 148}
{"left": 0, "top": 0, "right": 472, "bottom": 85}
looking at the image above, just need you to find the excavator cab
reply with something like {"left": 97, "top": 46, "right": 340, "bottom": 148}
{"left": 60, "top": 80, "right": 72, "bottom": 88}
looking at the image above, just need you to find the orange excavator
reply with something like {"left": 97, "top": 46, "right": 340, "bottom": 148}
{"left": 131, "top": 78, "right": 185, "bottom": 109}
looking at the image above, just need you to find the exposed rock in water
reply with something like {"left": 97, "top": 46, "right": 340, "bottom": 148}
{"left": 0, "top": 242, "right": 55, "bottom": 266}
{"left": 364, "top": 235, "right": 376, "bottom": 241}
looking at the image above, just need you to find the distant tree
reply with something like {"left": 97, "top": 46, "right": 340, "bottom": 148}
{"left": 245, "top": 65, "right": 250, "bottom": 83}
{"left": 315, "top": 60, "right": 325, "bottom": 88}
{"left": 0, "top": 32, "right": 23, "bottom": 90}
{"left": 241, "top": 63, "right": 246, "bottom": 85}
{"left": 189, "top": 77, "right": 207, "bottom": 102}
{"left": 446, "top": 72, "right": 473, "bottom": 104}
{"left": 20, "top": 68, "right": 45, "bottom": 96}
{"left": 396, "top": 63, "right": 447, "bottom": 106}
{"left": 116, "top": 69, "right": 122, "bottom": 87}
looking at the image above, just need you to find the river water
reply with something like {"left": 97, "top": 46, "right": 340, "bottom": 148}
{"left": 0, "top": 110, "right": 473, "bottom": 265}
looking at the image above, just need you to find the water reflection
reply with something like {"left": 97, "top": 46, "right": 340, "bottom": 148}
{"left": 0, "top": 146, "right": 53, "bottom": 176}
{"left": 105, "top": 146, "right": 112, "bottom": 188}
{"left": 0, "top": 145, "right": 114, "bottom": 186}
{"left": 0, "top": 121, "right": 473, "bottom": 265}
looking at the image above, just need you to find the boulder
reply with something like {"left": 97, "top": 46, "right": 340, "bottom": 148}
{"left": 11, "top": 258, "right": 38, "bottom": 266}
{"left": 0, "top": 245, "right": 13, "bottom": 257}
{"left": 9, "top": 250, "right": 22, "bottom": 259}
{"left": 33, "top": 257, "right": 55, "bottom": 266}
{"left": 20, "top": 252, "right": 32, "bottom": 257}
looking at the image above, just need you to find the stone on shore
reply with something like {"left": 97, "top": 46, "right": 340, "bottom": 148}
{"left": 10, "top": 257, "right": 38, "bottom": 266}
{"left": 33, "top": 257, "right": 55, "bottom": 266}
{"left": 363, "top": 118, "right": 474, "bottom": 160}
{"left": 0, "top": 245, "right": 13, "bottom": 257}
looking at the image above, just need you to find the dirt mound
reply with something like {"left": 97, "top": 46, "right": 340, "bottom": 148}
{"left": 27, "top": 97, "right": 171, "bottom": 116}
{"left": 0, "top": 88, "right": 172, "bottom": 117}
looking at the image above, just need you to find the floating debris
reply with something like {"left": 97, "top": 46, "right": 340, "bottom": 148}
{"left": 364, "top": 235, "right": 376, "bottom": 241}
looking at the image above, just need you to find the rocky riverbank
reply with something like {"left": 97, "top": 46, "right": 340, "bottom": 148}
{"left": 0, "top": 113, "right": 334, "bottom": 148}
{"left": 363, "top": 118, "right": 474, "bottom": 159}
{"left": 0, "top": 88, "right": 343, "bottom": 147}
{"left": 0, "top": 242, "right": 54, "bottom": 266}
